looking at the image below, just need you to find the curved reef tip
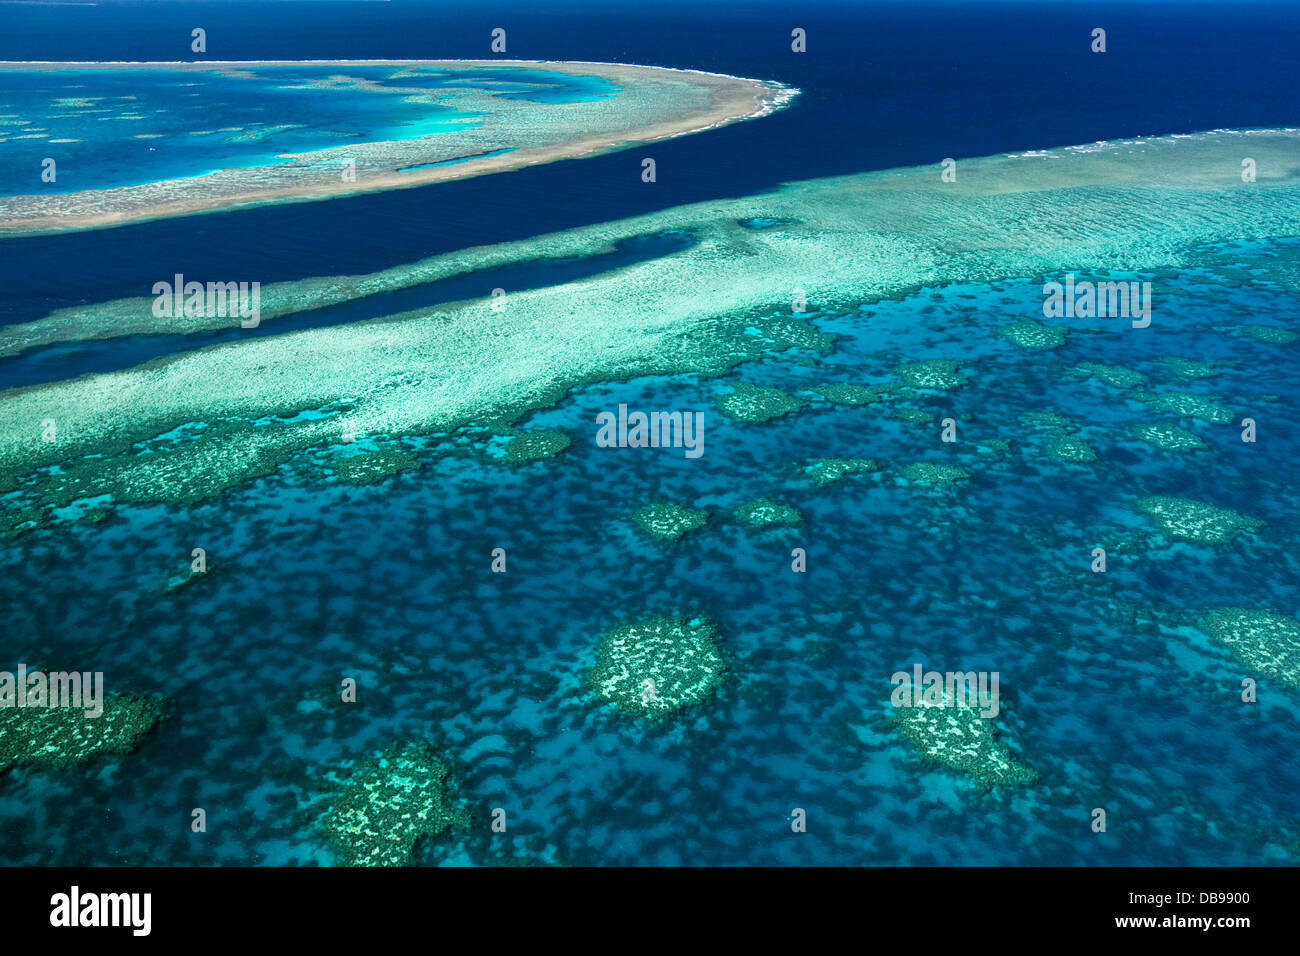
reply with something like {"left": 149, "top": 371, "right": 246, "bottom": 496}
{"left": 0, "top": 59, "right": 798, "bottom": 237}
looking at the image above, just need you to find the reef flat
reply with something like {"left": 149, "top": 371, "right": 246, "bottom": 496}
{"left": 0, "top": 59, "right": 795, "bottom": 236}
{"left": 317, "top": 741, "right": 468, "bottom": 866}
{"left": 891, "top": 693, "right": 1037, "bottom": 789}
{"left": 588, "top": 617, "right": 726, "bottom": 717}
{"left": 2, "top": 130, "right": 1299, "bottom": 522}
{"left": 0, "top": 694, "right": 166, "bottom": 773}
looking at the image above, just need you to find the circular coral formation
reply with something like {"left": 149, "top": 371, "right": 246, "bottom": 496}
{"left": 588, "top": 616, "right": 726, "bottom": 717}
{"left": 1132, "top": 422, "right": 1206, "bottom": 452}
{"left": 318, "top": 741, "right": 469, "bottom": 867}
{"left": 1242, "top": 325, "right": 1298, "bottom": 344}
{"left": 892, "top": 692, "right": 1036, "bottom": 788}
{"left": 901, "top": 462, "right": 969, "bottom": 486}
{"left": 716, "top": 382, "right": 803, "bottom": 423}
{"left": 1137, "top": 495, "right": 1263, "bottom": 543}
{"left": 1044, "top": 431, "right": 1098, "bottom": 463}
{"left": 631, "top": 502, "right": 709, "bottom": 541}
{"left": 802, "top": 457, "right": 877, "bottom": 487}
{"left": 1134, "top": 391, "right": 1233, "bottom": 423}
{"left": 734, "top": 497, "right": 802, "bottom": 526}
{"left": 896, "top": 359, "right": 969, "bottom": 390}
{"left": 1160, "top": 356, "right": 1219, "bottom": 380}
{"left": 812, "top": 383, "right": 901, "bottom": 405}
{"left": 1022, "top": 411, "right": 1097, "bottom": 463}
{"left": 503, "top": 428, "right": 571, "bottom": 463}
{"left": 1198, "top": 608, "right": 1300, "bottom": 690}
{"left": 330, "top": 444, "right": 420, "bottom": 483}
{"left": 1076, "top": 361, "right": 1147, "bottom": 389}
{"left": 0, "top": 693, "right": 166, "bottom": 773}
{"left": 891, "top": 408, "right": 935, "bottom": 425}
{"left": 998, "top": 317, "right": 1067, "bottom": 350}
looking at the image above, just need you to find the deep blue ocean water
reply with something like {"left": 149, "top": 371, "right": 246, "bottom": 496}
{"left": 1, "top": 1, "right": 1299, "bottom": 867}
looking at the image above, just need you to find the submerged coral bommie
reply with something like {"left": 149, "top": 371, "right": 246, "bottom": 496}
{"left": 1137, "top": 495, "right": 1263, "bottom": 543}
{"left": 1199, "top": 609, "right": 1300, "bottom": 691}
{"left": 631, "top": 502, "right": 709, "bottom": 541}
{"left": 330, "top": 445, "right": 421, "bottom": 483}
{"left": 0, "top": 694, "right": 166, "bottom": 773}
{"left": 812, "top": 383, "right": 901, "bottom": 405}
{"left": 588, "top": 617, "right": 726, "bottom": 717}
{"left": 891, "top": 693, "right": 1036, "bottom": 788}
{"left": 896, "top": 359, "right": 969, "bottom": 391}
{"left": 1242, "top": 325, "right": 1298, "bottom": 345}
{"left": 802, "top": 457, "right": 877, "bottom": 487}
{"left": 1076, "top": 362, "right": 1148, "bottom": 390}
{"left": 716, "top": 382, "right": 803, "bottom": 423}
{"left": 318, "top": 741, "right": 469, "bottom": 867}
{"left": 734, "top": 497, "right": 803, "bottom": 526}
{"left": 502, "top": 428, "right": 571, "bottom": 463}
{"left": 1132, "top": 422, "right": 1206, "bottom": 452}
{"left": 1134, "top": 391, "right": 1233, "bottom": 424}
{"left": 998, "top": 317, "right": 1067, "bottom": 350}
{"left": 900, "top": 462, "right": 969, "bottom": 486}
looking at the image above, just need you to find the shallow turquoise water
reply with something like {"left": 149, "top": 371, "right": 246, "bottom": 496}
{"left": 1, "top": 237, "right": 1296, "bottom": 866}
{"left": 0, "top": 65, "right": 617, "bottom": 195}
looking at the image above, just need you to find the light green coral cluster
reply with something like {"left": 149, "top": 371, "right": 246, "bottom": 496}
{"left": 319, "top": 741, "right": 469, "bottom": 867}
{"left": 999, "top": 317, "right": 1067, "bottom": 350}
{"left": 734, "top": 497, "right": 802, "bottom": 526}
{"left": 716, "top": 382, "right": 803, "bottom": 423}
{"left": 892, "top": 693, "right": 1036, "bottom": 788}
{"left": 1242, "top": 325, "right": 1297, "bottom": 344}
{"left": 502, "top": 428, "right": 571, "bottom": 463}
{"left": 901, "top": 462, "right": 969, "bottom": 486}
{"left": 1022, "top": 412, "right": 1097, "bottom": 463}
{"left": 978, "top": 438, "right": 1011, "bottom": 457}
{"left": 802, "top": 457, "right": 877, "bottom": 487}
{"left": 35, "top": 419, "right": 307, "bottom": 508}
{"left": 330, "top": 444, "right": 420, "bottom": 483}
{"left": 1198, "top": 609, "right": 1300, "bottom": 690}
{"left": 1076, "top": 361, "right": 1148, "bottom": 389}
{"left": 1134, "top": 391, "right": 1233, "bottom": 423}
{"left": 812, "top": 383, "right": 901, "bottom": 405}
{"left": 0, "top": 502, "right": 44, "bottom": 538}
{"left": 1137, "top": 495, "right": 1262, "bottom": 543}
{"left": 631, "top": 502, "right": 709, "bottom": 541}
{"left": 588, "top": 616, "right": 726, "bottom": 717}
{"left": 1132, "top": 422, "right": 1206, "bottom": 452}
{"left": 891, "top": 408, "right": 936, "bottom": 425}
{"left": 0, "top": 693, "right": 166, "bottom": 773}
{"left": 1044, "top": 431, "right": 1098, "bottom": 463}
{"left": 1160, "top": 356, "right": 1219, "bottom": 380}
{"left": 896, "top": 359, "right": 968, "bottom": 390}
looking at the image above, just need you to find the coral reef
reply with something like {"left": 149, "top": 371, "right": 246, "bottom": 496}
{"left": 588, "top": 617, "right": 726, "bottom": 717}
{"left": 503, "top": 428, "right": 571, "bottom": 463}
{"left": 1076, "top": 362, "right": 1148, "bottom": 389}
{"left": 330, "top": 445, "right": 421, "bottom": 483}
{"left": 802, "top": 458, "right": 877, "bottom": 487}
{"left": 1198, "top": 609, "right": 1300, "bottom": 691}
{"left": 318, "top": 741, "right": 469, "bottom": 867}
{"left": 1132, "top": 422, "right": 1206, "bottom": 452}
{"left": 631, "top": 502, "right": 709, "bottom": 541}
{"left": 892, "top": 692, "right": 1036, "bottom": 788}
{"left": 896, "top": 359, "right": 969, "bottom": 390}
{"left": 900, "top": 462, "right": 969, "bottom": 486}
{"left": 716, "top": 382, "right": 803, "bottom": 423}
{"left": 0, "top": 693, "right": 166, "bottom": 773}
{"left": 1137, "top": 495, "right": 1263, "bottom": 543}
{"left": 999, "top": 317, "right": 1067, "bottom": 350}
{"left": 734, "top": 497, "right": 803, "bottom": 526}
